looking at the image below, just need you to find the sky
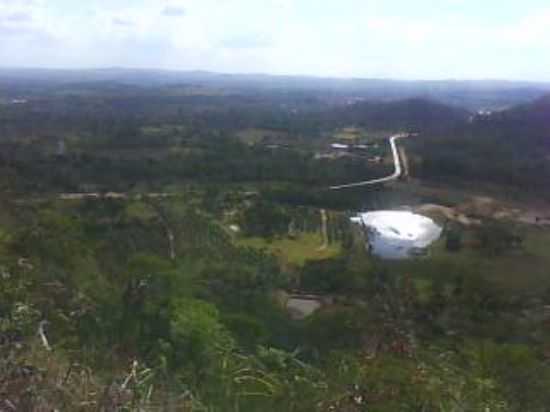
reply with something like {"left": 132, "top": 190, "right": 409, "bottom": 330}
{"left": 1, "top": 0, "right": 550, "bottom": 81}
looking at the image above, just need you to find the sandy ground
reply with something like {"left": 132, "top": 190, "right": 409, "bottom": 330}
{"left": 415, "top": 204, "right": 482, "bottom": 226}
{"left": 415, "top": 196, "right": 550, "bottom": 227}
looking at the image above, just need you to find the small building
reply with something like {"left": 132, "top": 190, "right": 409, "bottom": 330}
{"left": 330, "top": 143, "right": 349, "bottom": 150}
{"left": 57, "top": 139, "right": 66, "bottom": 156}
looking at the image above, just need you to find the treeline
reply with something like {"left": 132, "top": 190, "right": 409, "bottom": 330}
{"left": 0, "top": 132, "right": 391, "bottom": 193}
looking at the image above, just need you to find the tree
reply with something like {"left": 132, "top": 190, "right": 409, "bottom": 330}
{"left": 241, "top": 200, "right": 290, "bottom": 239}
{"left": 475, "top": 221, "right": 522, "bottom": 256}
{"left": 445, "top": 227, "right": 463, "bottom": 252}
{"left": 170, "top": 298, "right": 234, "bottom": 380}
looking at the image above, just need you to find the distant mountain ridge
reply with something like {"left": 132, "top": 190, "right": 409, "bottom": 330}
{"left": 1, "top": 67, "right": 550, "bottom": 111}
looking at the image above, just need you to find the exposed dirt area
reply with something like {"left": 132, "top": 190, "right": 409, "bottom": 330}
{"left": 415, "top": 204, "right": 481, "bottom": 226}
{"left": 415, "top": 197, "right": 550, "bottom": 227}
{"left": 400, "top": 180, "right": 550, "bottom": 227}
{"left": 457, "top": 196, "right": 550, "bottom": 226}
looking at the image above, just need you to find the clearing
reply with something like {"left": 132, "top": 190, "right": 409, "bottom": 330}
{"left": 238, "top": 232, "right": 342, "bottom": 266}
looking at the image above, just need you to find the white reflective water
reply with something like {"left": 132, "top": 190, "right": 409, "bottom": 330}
{"left": 353, "top": 210, "right": 442, "bottom": 259}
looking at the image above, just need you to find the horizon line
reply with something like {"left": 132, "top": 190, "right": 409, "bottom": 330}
{"left": 0, "top": 65, "right": 549, "bottom": 85}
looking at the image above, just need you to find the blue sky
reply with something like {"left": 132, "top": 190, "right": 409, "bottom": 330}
{"left": 1, "top": 0, "right": 549, "bottom": 81}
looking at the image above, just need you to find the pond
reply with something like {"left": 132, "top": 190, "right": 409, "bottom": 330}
{"left": 352, "top": 210, "right": 442, "bottom": 259}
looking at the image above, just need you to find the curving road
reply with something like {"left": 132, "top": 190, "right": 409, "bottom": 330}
{"left": 330, "top": 133, "right": 408, "bottom": 190}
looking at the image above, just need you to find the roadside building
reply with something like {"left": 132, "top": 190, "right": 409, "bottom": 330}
{"left": 368, "top": 156, "right": 383, "bottom": 163}
{"left": 330, "top": 143, "right": 349, "bottom": 150}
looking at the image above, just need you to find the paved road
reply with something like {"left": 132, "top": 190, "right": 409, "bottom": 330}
{"left": 58, "top": 192, "right": 174, "bottom": 200}
{"left": 330, "top": 133, "right": 409, "bottom": 190}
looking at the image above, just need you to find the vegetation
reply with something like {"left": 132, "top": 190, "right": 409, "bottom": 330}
{"left": 238, "top": 232, "right": 342, "bottom": 267}
{"left": 1, "top": 76, "right": 550, "bottom": 410}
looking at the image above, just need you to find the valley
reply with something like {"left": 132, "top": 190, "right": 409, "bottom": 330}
{"left": 1, "top": 70, "right": 550, "bottom": 411}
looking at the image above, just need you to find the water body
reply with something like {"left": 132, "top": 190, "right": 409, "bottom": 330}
{"left": 352, "top": 210, "right": 442, "bottom": 259}
{"left": 286, "top": 298, "right": 322, "bottom": 320}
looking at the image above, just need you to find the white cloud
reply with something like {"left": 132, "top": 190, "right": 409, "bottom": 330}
{"left": 0, "top": 0, "right": 549, "bottom": 81}
{"left": 498, "top": 10, "right": 550, "bottom": 46}
{"left": 112, "top": 17, "right": 135, "bottom": 27}
{"left": 161, "top": 6, "right": 185, "bottom": 17}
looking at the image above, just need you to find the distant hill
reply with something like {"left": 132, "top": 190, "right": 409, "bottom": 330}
{"left": 481, "top": 94, "right": 550, "bottom": 148}
{"left": 1, "top": 68, "right": 550, "bottom": 111}
{"left": 412, "top": 93, "right": 550, "bottom": 192}
{"left": 501, "top": 94, "right": 550, "bottom": 130}
{"left": 336, "top": 98, "right": 470, "bottom": 132}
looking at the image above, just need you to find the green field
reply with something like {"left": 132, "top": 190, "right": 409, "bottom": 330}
{"left": 333, "top": 127, "right": 393, "bottom": 142}
{"left": 238, "top": 232, "right": 342, "bottom": 266}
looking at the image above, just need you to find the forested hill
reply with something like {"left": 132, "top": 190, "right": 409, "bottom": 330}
{"left": 259, "top": 98, "right": 471, "bottom": 136}
{"left": 412, "top": 94, "right": 550, "bottom": 193}
{"left": 0, "top": 86, "right": 470, "bottom": 139}
{"left": 490, "top": 94, "right": 550, "bottom": 148}
{"left": 190, "top": 97, "right": 471, "bottom": 135}
{"left": 331, "top": 98, "right": 470, "bottom": 132}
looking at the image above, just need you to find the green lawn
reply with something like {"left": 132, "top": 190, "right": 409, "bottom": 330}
{"left": 238, "top": 232, "right": 342, "bottom": 266}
